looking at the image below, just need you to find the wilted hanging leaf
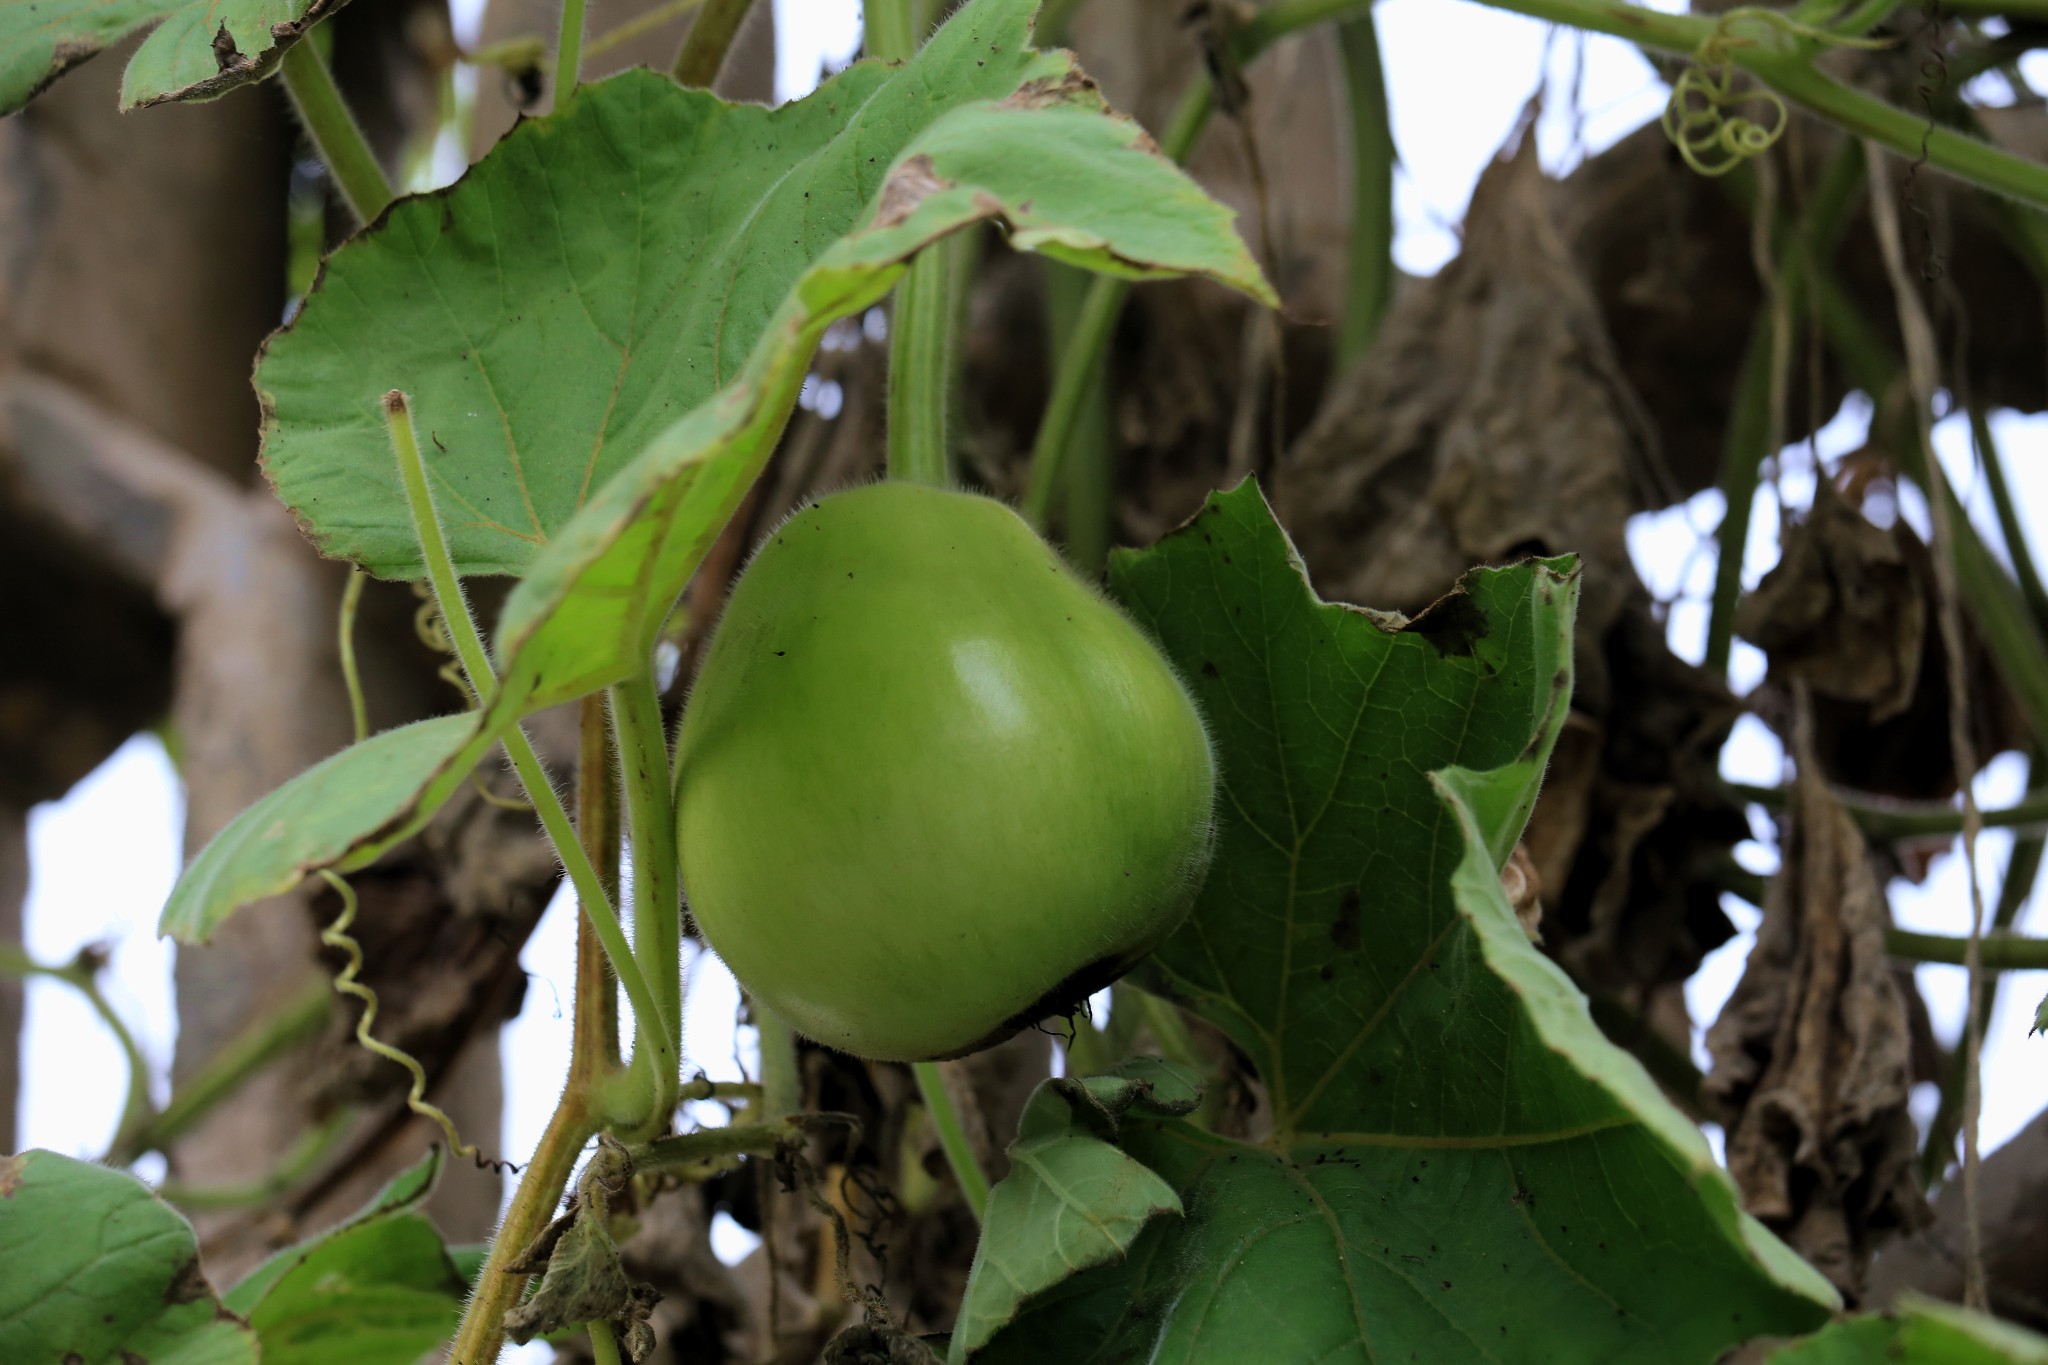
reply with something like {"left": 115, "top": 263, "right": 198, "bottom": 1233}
{"left": 1705, "top": 717, "right": 1929, "bottom": 1297}
{"left": 1741, "top": 472, "right": 2024, "bottom": 804}
{"left": 1739, "top": 476, "right": 1926, "bottom": 722}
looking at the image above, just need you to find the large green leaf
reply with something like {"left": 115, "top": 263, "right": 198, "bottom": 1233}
{"left": 0, "top": 1150, "right": 258, "bottom": 1364}
{"left": 226, "top": 1150, "right": 466, "bottom": 1365}
{"left": 950, "top": 1059, "right": 1201, "bottom": 1360}
{"left": 1770, "top": 1299, "right": 2048, "bottom": 1363}
{"left": 972, "top": 482, "right": 1836, "bottom": 1361}
{"left": 159, "top": 712, "right": 495, "bottom": 943}
{"left": 257, "top": 0, "right": 1271, "bottom": 714}
{"left": 0, "top": 0, "right": 344, "bottom": 115}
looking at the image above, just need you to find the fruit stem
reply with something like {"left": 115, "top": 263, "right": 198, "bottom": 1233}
{"left": 587, "top": 1321, "right": 624, "bottom": 1365}
{"left": 278, "top": 34, "right": 393, "bottom": 225}
{"left": 755, "top": 1005, "right": 803, "bottom": 1121}
{"left": 886, "top": 241, "right": 959, "bottom": 488}
{"left": 383, "top": 391, "right": 675, "bottom": 1108}
{"left": 611, "top": 677, "right": 682, "bottom": 1135}
{"left": 871, "top": 0, "right": 958, "bottom": 489}
{"left": 913, "top": 1060, "right": 989, "bottom": 1222}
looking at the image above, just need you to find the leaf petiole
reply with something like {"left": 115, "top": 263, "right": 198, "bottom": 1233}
{"left": 382, "top": 391, "right": 676, "bottom": 1098}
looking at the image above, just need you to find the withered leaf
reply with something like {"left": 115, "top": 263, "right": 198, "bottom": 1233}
{"left": 1705, "top": 720, "right": 1929, "bottom": 1298}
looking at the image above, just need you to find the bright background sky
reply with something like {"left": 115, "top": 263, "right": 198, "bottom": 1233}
{"left": 16, "top": 1, "right": 2048, "bottom": 1306}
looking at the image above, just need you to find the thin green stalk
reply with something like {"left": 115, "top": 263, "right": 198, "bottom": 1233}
{"left": 587, "top": 0, "right": 706, "bottom": 61}
{"left": 633, "top": 1121, "right": 790, "bottom": 1172}
{"left": 1973, "top": 407, "right": 2048, "bottom": 629}
{"left": 913, "top": 1061, "right": 989, "bottom": 1221}
{"left": 382, "top": 392, "right": 673, "bottom": 1091}
{"left": 1887, "top": 928, "right": 2048, "bottom": 970}
{"left": 158, "top": 1112, "right": 353, "bottom": 1211}
{"left": 117, "top": 976, "right": 332, "bottom": 1161}
{"left": 556, "top": 0, "right": 588, "bottom": 105}
{"left": 339, "top": 570, "right": 369, "bottom": 743}
{"left": 279, "top": 36, "right": 394, "bottom": 225}
{"left": 1024, "top": 273, "right": 1129, "bottom": 529}
{"left": 1727, "top": 781, "right": 2048, "bottom": 841}
{"left": 1335, "top": 14, "right": 1395, "bottom": 368}
{"left": 611, "top": 677, "right": 681, "bottom": 1132}
{"left": 1047, "top": 265, "right": 1115, "bottom": 571}
{"left": 587, "top": 1321, "right": 624, "bottom": 1365}
{"left": 1, "top": 947, "right": 154, "bottom": 1153}
{"left": 887, "top": 245, "right": 959, "bottom": 486}
{"left": 755, "top": 1005, "right": 802, "bottom": 1120}
{"left": 672, "top": 0, "right": 755, "bottom": 86}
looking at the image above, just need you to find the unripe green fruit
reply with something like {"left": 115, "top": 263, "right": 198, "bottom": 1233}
{"left": 674, "top": 482, "right": 1215, "bottom": 1062}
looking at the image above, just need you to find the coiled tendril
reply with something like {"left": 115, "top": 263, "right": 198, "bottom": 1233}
{"left": 1663, "top": 9, "right": 1890, "bottom": 177}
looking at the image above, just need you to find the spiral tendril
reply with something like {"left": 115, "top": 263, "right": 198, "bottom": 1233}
{"left": 1662, "top": 8, "right": 1891, "bottom": 177}
{"left": 318, "top": 870, "right": 517, "bottom": 1173}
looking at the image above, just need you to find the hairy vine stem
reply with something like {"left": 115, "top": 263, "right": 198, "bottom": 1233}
{"left": 449, "top": 711, "right": 623, "bottom": 1362}
{"left": 278, "top": 34, "right": 394, "bottom": 225}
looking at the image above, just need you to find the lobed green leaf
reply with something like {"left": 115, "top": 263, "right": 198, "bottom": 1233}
{"left": 971, "top": 482, "right": 1837, "bottom": 1361}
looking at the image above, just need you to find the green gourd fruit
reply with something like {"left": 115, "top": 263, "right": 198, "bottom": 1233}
{"left": 674, "top": 482, "right": 1215, "bottom": 1062}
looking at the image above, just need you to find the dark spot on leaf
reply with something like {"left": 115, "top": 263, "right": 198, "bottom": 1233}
{"left": 164, "top": 1256, "right": 211, "bottom": 1306}
{"left": 1401, "top": 588, "right": 1489, "bottom": 657}
{"left": 1200, "top": 660, "right": 1219, "bottom": 678}
{"left": 1318, "top": 964, "right": 1334, "bottom": 981}
{"left": 774, "top": 651, "right": 785, "bottom": 657}
{"left": 1329, "top": 889, "right": 1362, "bottom": 952}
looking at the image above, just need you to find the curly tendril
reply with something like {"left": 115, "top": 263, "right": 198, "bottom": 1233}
{"left": 1662, "top": 8, "right": 1891, "bottom": 177}
{"left": 317, "top": 869, "right": 514, "bottom": 1172}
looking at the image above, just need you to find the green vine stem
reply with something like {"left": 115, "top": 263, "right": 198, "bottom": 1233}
{"left": 610, "top": 677, "right": 682, "bottom": 1135}
{"left": 112, "top": 976, "right": 332, "bottom": 1163}
{"left": 912, "top": 1060, "right": 990, "bottom": 1221}
{"left": 338, "top": 570, "right": 370, "bottom": 743}
{"left": 448, "top": 968, "right": 600, "bottom": 1362}
{"left": 157, "top": 1111, "right": 354, "bottom": 1211}
{"left": 382, "top": 391, "right": 675, "bottom": 1098}
{"left": 1887, "top": 928, "right": 2048, "bottom": 971}
{"left": 556, "top": 0, "right": 588, "bottom": 105}
{"left": 887, "top": 246, "right": 959, "bottom": 486}
{"left": 0, "top": 945, "right": 154, "bottom": 1154}
{"left": 1335, "top": 14, "right": 1395, "bottom": 367}
{"left": 633, "top": 1121, "right": 791, "bottom": 1174}
{"left": 865, "top": 0, "right": 918, "bottom": 63}
{"left": 672, "top": 0, "right": 756, "bottom": 87}
{"left": 867, "top": 0, "right": 961, "bottom": 488}
{"left": 754, "top": 1004, "right": 803, "bottom": 1121}
{"left": 1973, "top": 406, "right": 2048, "bottom": 628}
{"left": 278, "top": 35, "right": 394, "bottom": 225}
{"left": 586, "top": 0, "right": 706, "bottom": 62}
{"left": 587, "top": 1321, "right": 624, "bottom": 1365}
{"left": 1046, "top": 264, "right": 1115, "bottom": 572}
{"left": 449, "top": 724, "right": 622, "bottom": 1362}
{"left": 1727, "top": 781, "right": 2048, "bottom": 842}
